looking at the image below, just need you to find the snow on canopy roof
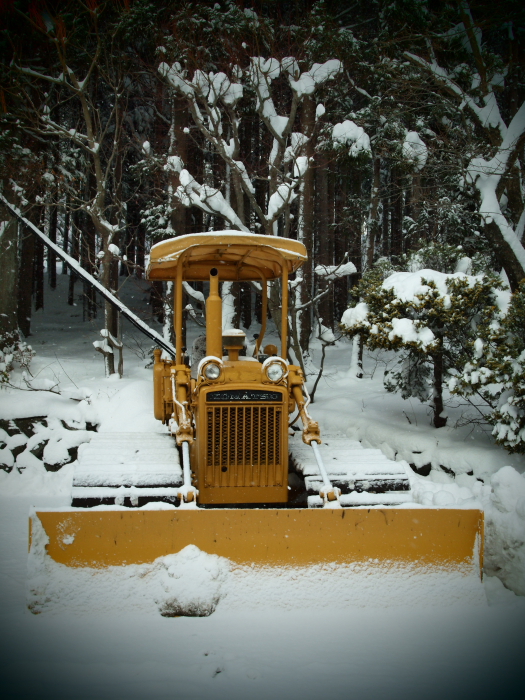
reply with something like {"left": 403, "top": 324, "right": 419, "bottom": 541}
{"left": 148, "top": 232, "right": 307, "bottom": 282}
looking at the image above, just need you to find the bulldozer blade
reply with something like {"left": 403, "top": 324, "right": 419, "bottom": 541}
{"left": 31, "top": 507, "right": 483, "bottom": 575}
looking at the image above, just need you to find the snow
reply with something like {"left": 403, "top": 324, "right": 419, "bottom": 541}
{"left": 332, "top": 120, "right": 371, "bottom": 155}
{"left": 485, "top": 467, "right": 525, "bottom": 595}
{"left": 266, "top": 183, "right": 295, "bottom": 220}
{"left": 183, "top": 282, "right": 205, "bottom": 305}
{"left": 0, "top": 273, "right": 524, "bottom": 697}
{"left": 233, "top": 160, "right": 255, "bottom": 193}
{"left": 388, "top": 317, "right": 435, "bottom": 348}
{"left": 164, "top": 155, "right": 184, "bottom": 173}
{"left": 222, "top": 329, "right": 245, "bottom": 337}
{"left": 382, "top": 269, "right": 483, "bottom": 300}
{"left": 287, "top": 59, "right": 340, "bottom": 98}
{"left": 341, "top": 301, "right": 369, "bottom": 328}
{"left": 315, "top": 262, "right": 357, "bottom": 280}
{"left": 176, "top": 171, "right": 250, "bottom": 233}
{"left": 466, "top": 101, "right": 525, "bottom": 273}
{"left": 402, "top": 131, "right": 428, "bottom": 171}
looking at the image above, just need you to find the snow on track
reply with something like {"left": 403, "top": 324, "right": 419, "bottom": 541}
{"left": 72, "top": 432, "right": 182, "bottom": 505}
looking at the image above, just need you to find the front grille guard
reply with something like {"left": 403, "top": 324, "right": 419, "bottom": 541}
{"left": 205, "top": 404, "right": 283, "bottom": 488}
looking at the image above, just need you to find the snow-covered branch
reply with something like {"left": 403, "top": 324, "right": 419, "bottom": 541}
{"left": 404, "top": 47, "right": 525, "bottom": 289}
{"left": 159, "top": 56, "right": 341, "bottom": 235}
{"left": 404, "top": 52, "right": 506, "bottom": 140}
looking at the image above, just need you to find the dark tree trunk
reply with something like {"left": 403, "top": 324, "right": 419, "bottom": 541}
{"left": 485, "top": 219, "right": 525, "bottom": 292}
{"left": 48, "top": 204, "right": 58, "bottom": 289}
{"left": 17, "top": 225, "right": 34, "bottom": 336}
{"left": 298, "top": 96, "right": 314, "bottom": 353}
{"left": 381, "top": 167, "right": 390, "bottom": 258}
{"left": 150, "top": 281, "right": 164, "bottom": 323}
{"left": 135, "top": 222, "right": 145, "bottom": 278}
{"left": 232, "top": 281, "right": 241, "bottom": 330}
{"left": 432, "top": 339, "right": 447, "bottom": 428}
{"left": 62, "top": 198, "right": 70, "bottom": 274}
{"left": 316, "top": 152, "right": 331, "bottom": 330}
{"left": 68, "top": 211, "right": 79, "bottom": 306}
{"left": 333, "top": 174, "right": 349, "bottom": 327}
{"left": 170, "top": 97, "right": 188, "bottom": 237}
{"left": 188, "top": 130, "right": 204, "bottom": 234}
{"left": 367, "top": 157, "right": 381, "bottom": 269}
{"left": 240, "top": 282, "right": 252, "bottom": 329}
{"left": 0, "top": 202, "right": 19, "bottom": 337}
{"left": 126, "top": 198, "right": 141, "bottom": 276}
{"left": 240, "top": 115, "right": 252, "bottom": 232}
{"left": 390, "top": 166, "right": 404, "bottom": 260}
{"left": 254, "top": 285, "right": 262, "bottom": 324}
{"left": 81, "top": 211, "right": 97, "bottom": 321}
{"left": 34, "top": 223, "right": 45, "bottom": 312}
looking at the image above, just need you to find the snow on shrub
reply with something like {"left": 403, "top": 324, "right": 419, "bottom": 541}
{"left": 341, "top": 266, "right": 503, "bottom": 427}
{"left": 452, "top": 281, "right": 525, "bottom": 453}
{"left": 0, "top": 330, "right": 34, "bottom": 385}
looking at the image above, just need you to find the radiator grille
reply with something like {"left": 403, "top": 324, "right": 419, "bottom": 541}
{"left": 205, "top": 404, "right": 283, "bottom": 488}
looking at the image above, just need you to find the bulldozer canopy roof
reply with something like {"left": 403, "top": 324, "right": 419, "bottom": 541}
{"left": 147, "top": 232, "right": 307, "bottom": 281}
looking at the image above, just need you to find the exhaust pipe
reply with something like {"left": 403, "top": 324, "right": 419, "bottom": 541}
{"left": 206, "top": 268, "right": 222, "bottom": 358}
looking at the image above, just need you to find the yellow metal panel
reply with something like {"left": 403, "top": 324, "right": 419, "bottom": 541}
{"left": 33, "top": 508, "right": 483, "bottom": 572}
{"left": 196, "top": 384, "right": 288, "bottom": 503}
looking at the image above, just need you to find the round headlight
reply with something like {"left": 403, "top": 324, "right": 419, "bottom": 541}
{"left": 266, "top": 362, "right": 284, "bottom": 382}
{"left": 204, "top": 362, "right": 221, "bottom": 380}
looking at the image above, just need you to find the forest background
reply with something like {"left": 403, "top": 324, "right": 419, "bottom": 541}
{"left": 1, "top": 0, "right": 525, "bottom": 450}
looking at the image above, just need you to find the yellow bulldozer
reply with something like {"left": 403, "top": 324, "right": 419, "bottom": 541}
{"left": 31, "top": 233, "right": 483, "bottom": 576}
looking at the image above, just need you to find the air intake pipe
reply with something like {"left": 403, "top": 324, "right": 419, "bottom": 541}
{"left": 206, "top": 268, "right": 223, "bottom": 358}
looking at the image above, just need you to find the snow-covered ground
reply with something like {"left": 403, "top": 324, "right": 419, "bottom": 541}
{"left": 1, "top": 274, "right": 525, "bottom": 699}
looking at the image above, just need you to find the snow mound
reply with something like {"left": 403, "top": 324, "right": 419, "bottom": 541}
{"left": 155, "top": 545, "right": 230, "bottom": 617}
{"left": 484, "top": 467, "right": 525, "bottom": 596}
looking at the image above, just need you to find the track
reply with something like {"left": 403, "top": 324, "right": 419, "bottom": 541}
{"left": 71, "top": 431, "right": 412, "bottom": 508}
{"left": 288, "top": 435, "right": 412, "bottom": 507}
{"left": 71, "top": 433, "right": 182, "bottom": 507}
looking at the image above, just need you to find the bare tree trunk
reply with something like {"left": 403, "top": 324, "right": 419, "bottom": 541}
{"left": 17, "top": 223, "right": 34, "bottom": 336}
{"left": 239, "top": 282, "right": 252, "bottom": 329}
{"left": 254, "top": 285, "right": 262, "bottom": 324}
{"left": 390, "top": 165, "right": 403, "bottom": 260}
{"left": 170, "top": 96, "right": 188, "bottom": 237}
{"left": 333, "top": 174, "right": 349, "bottom": 327}
{"left": 486, "top": 219, "right": 525, "bottom": 292}
{"left": 297, "top": 96, "right": 314, "bottom": 354}
{"left": 62, "top": 197, "right": 70, "bottom": 275}
{"left": 367, "top": 157, "right": 381, "bottom": 270}
{"left": 68, "top": 211, "right": 79, "bottom": 306}
{"left": 0, "top": 200, "right": 19, "bottom": 337}
{"left": 81, "top": 210, "right": 97, "bottom": 321}
{"left": 34, "top": 210, "right": 45, "bottom": 312}
{"left": 48, "top": 203, "right": 58, "bottom": 290}
{"left": 316, "top": 152, "right": 330, "bottom": 328}
{"left": 432, "top": 338, "right": 447, "bottom": 428}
